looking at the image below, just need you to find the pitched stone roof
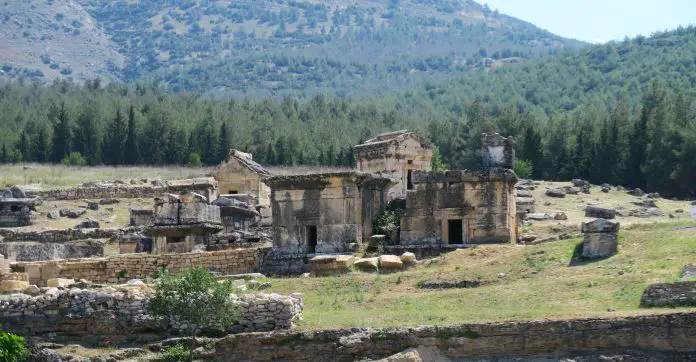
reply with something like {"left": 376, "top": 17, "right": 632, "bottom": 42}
{"left": 354, "top": 130, "right": 431, "bottom": 151}
{"left": 226, "top": 150, "right": 272, "bottom": 176}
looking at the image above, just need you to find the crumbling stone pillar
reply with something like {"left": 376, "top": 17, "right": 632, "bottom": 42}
{"left": 581, "top": 219, "right": 619, "bottom": 259}
{"left": 482, "top": 133, "right": 515, "bottom": 170}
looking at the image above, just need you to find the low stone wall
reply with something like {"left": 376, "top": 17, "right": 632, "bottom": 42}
{"left": 211, "top": 312, "right": 696, "bottom": 361}
{"left": 259, "top": 248, "right": 310, "bottom": 275}
{"left": 0, "top": 228, "right": 131, "bottom": 243}
{"left": 0, "top": 241, "right": 104, "bottom": 262}
{"left": 640, "top": 281, "right": 696, "bottom": 307}
{"left": 25, "top": 183, "right": 214, "bottom": 202}
{"left": 12, "top": 246, "right": 270, "bottom": 285}
{"left": 1, "top": 285, "right": 302, "bottom": 343}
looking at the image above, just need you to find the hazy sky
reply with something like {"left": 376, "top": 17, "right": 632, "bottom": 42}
{"left": 479, "top": 0, "right": 695, "bottom": 43}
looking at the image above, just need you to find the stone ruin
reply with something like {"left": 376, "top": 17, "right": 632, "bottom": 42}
{"left": 142, "top": 192, "right": 223, "bottom": 254}
{"left": 0, "top": 186, "right": 41, "bottom": 227}
{"left": 482, "top": 133, "right": 515, "bottom": 170}
{"left": 581, "top": 219, "right": 619, "bottom": 259}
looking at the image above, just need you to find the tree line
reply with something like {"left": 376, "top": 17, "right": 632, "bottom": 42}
{"left": 0, "top": 75, "right": 694, "bottom": 198}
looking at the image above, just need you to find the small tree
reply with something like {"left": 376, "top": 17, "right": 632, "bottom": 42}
{"left": 514, "top": 159, "right": 534, "bottom": 179}
{"left": 60, "top": 152, "right": 87, "bottom": 166}
{"left": 148, "top": 268, "right": 239, "bottom": 362}
{"left": 0, "top": 327, "right": 28, "bottom": 362}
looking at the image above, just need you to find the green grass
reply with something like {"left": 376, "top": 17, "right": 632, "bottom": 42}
{"left": 266, "top": 224, "right": 696, "bottom": 330}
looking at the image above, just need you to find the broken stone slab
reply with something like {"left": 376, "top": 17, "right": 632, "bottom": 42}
{"left": 308, "top": 255, "right": 356, "bottom": 276}
{"left": 516, "top": 190, "right": 533, "bottom": 198}
{"left": 647, "top": 192, "right": 661, "bottom": 199}
{"left": 585, "top": 206, "right": 616, "bottom": 219}
{"left": 581, "top": 219, "right": 620, "bottom": 234}
{"left": 353, "top": 257, "right": 379, "bottom": 272}
{"left": 99, "top": 198, "right": 120, "bottom": 205}
{"left": 60, "top": 208, "right": 87, "bottom": 219}
{"left": 379, "top": 255, "right": 404, "bottom": 270}
{"left": 47, "top": 210, "right": 60, "bottom": 219}
{"left": 375, "top": 348, "right": 424, "bottom": 362}
{"left": 572, "top": 179, "right": 590, "bottom": 188}
{"left": 682, "top": 265, "right": 696, "bottom": 280}
{"left": 47, "top": 278, "right": 75, "bottom": 287}
{"left": 526, "top": 213, "right": 552, "bottom": 221}
{"left": 565, "top": 187, "right": 580, "bottom": 195}
{"left": 10, "top": 185, "right": 26, "bottom": 198}
{"left": 545, "top": 189, "right": 566, "bottom": 198}
{"left": 632, "top": 199, "right": 657, "bottom": 208}
{"left": 628, "top": 207, "right": 664, "bottom": 218}
{"left": 640, "top": 281, "right": 696, "bottom": 308}
{"left": 519, "top": 234, "right": 538, "bottom": 243}
{"left": 628, "top": 188, "right": 645, "bottom": 197}
{"left": 24, "top": 285, "right": 40, "bottom": 295}
{"left": 0, "top": 280, "right": 29, "bottom": 293}
{"left": 75, "top": 219, "right": 100, "bottom": 229}
{"left": 85, "top": 201, "right": 100, "bottom": 210}
{"left": 417, "top": 279, "right": 494, "bottom": 289}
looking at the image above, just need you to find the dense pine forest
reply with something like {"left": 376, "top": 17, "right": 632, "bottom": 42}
{"left": 1, "top": 27, "right": 695, "bottom": 198}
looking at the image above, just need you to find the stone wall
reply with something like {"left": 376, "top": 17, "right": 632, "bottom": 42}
{"left": 640, "top": 281, "right": 696, "bottom": 307}
{"left": 11, "top": 246, "right": 270, "bottom": 285}
{"left": 0, "top": 227, "right": 133, "bottom": 243}
{"left": 210, "top": 312, "right": 696, "bottom": 361}
{"left": 25, "top": 182, "right": 215, "bottom": 202}
{"left": 0, "top": 241, "right": 104, "bottom": 262}
{"left": 1, "top": 285, "right": 302, "bottom": 343}
{"left": 259, "top": 248, "right": 310, "bottom": 275}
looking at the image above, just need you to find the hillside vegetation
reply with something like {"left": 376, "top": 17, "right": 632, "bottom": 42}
{"left": 1, "top": 28, "right": 696, "bottom": 197}
{"left": 0, "top": 0, "right": 584, "bottom": 97}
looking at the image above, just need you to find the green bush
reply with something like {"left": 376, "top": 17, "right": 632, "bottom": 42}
{"left": 0, "top": 330, "right": 28, "bottom": 362}
{"left": 162, "top": 344, "right": 189, "bottom": 362}
{"left": 60, "top": 152, "right": 87, "bottom": 166}
{"left": 187, "top": 152, "right": 202, "bottom": 167}
{"left": 514, "top": 159, "right": 533, "bottom": 179}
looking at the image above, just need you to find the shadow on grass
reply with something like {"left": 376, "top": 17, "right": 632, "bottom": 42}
{"left": 568, "top": 241, "right": 613, "bottom": 267}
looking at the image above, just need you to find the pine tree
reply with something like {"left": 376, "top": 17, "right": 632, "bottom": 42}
{"left": 34, "top": 127, "right": 50, "bottom": 163}
{"left": 521, "top": 126, "right": 543, "bottom": 179}
{"left": 0, "top": 144, "right": 7, "bottom": 164}
{"left": 50, "top": 103, "right": 72, "bottom": 163}
{"left": 74, "top": 107, "right": 101, "bottom": 165}
{"left": 17, "top": 131, "right": 30, "bottom": 162}
{"left": 101, "top": 109, "right": 127, "bottom": 164}
{"left": 125, "top": 105, "right": 140, "bottom": 165}
{"left": 218, "top": 123, "right": 231, "bottom": 164}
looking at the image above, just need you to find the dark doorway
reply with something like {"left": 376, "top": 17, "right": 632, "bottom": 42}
{"left": 407, "top": 170, "right": 414, "bottom": 190}
{"left": 306, "top": 225, "right": 318, "bottom": 253}
{"left": 228, "top": 190, "right": 239, "bottom": 194}
{"left": 448, "top": 219, "right": 463, "bottom": 244}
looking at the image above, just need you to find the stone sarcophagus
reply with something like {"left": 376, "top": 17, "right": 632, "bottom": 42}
{"left": 482, "top": 133, "right": 515, "bottom": 170}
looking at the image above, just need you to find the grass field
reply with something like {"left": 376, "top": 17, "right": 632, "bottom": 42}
{"left": 266, "top": 222, "right": 696, "bottom": 329}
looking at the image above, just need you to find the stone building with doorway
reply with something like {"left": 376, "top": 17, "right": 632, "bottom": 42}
{"left": 354, "top": 130, "right": 432, "bottom": 200}
{"left": 212, "top": 150, "right": 272, "bottom": 209}
{"left": 265, "top": 172, "right": 393, "bottom": 254}
{"left": 399, "top": 134, "right": 518, "bottom": 245}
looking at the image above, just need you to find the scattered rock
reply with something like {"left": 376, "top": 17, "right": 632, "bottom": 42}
{"left": 418, "top": 279, "right": 493, "bottom": 289}
{"left": 10, "top": 185, "right": 26, "bottom": 198}
{"left": 520, "top": 234, "right": 538, "bottom": 243}
{"left": 632, "top": 199, "right": 657, "bottom": 208}
{"left": 545, "top": 189, "right": 566, "bottom": 198}
{"left": 607, "top": 307, "right": 616, "bottom": 312}
{"left": 400, "top": 252, "right": 416, "bottom": 264}
{"left": 601, "top": 186, "right": 610, "bottom": 193}
{"left": 628, "top": 188, "right": 645, "bottom": 197}
{"left": 543, "top": 201, "right": 552, "bottom": 206}
{"left": 0, "top": 188, "right": 13, "bottom": 198}
{"left": 85, "top": 201, "right": 100, "bottom": 210}
{"left": 676, "top": 209, "right": 684, "bottom": 214}
{"left": 647, "top": 192, "right": 661, "bottom": 199}
{"left": 526, "top": 213, "right": 552, "bottom": 221}
{"left": 46, "top": 210, "right": 60, "bottom": 219}
{"left": 498, "top": 273, "right": 505, "bottom": 279}
{"left": 375, "top": 348, "right": 424, "bottom": 362}
{"left": 581, "top": 219, "right": 620, "bottom": 234}
{"left": 27, "top": 348, "right": 62, "bottom": 362}
{"left": 354, "top": 257, "right": 379, "bottom": 272}
{"left": 565, "top": 187, "right": 581, "bottom": 195}
{"left": 75, "top": 219, "right": 100, "bottom": 229}
{"left": 553, "top": 212, "right": 568, "bottom": 221}
{"left": 24, "top": 285, "right": 41, "bottom": 295}
{"left": 60, "top": 208, "right": 86, "bottom": 219}
{"left": 47, "top": 278, "right": 74, "bottom": 287}
{"left": 682, "top": 265, "right": 696, "bottom": 280}
{"left": 99, "top": 198, "right": 120, "bottom": 205}
{"left": 585, "top": 206, "right": 616, "bottom": 219}
{"left": 628, "top": 207, "right": 664, "bottom": 218}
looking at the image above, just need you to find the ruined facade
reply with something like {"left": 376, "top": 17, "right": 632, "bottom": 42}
{"left": 354, "top": 130, "right": 432, "bottom": 200}
{"left": 0, "top": 187, "right": 41, "bottom": 227}
{"left": 265, "top": 172, "right": 393, "bottom": 254}
{"left": 399, "top": 134, "right": 518, "bottom": 245}
{"left": 213, "top": 150, "right": 272, "bottom": 208}
{"left": 143, "top": 193, "right": 223, "bottom": 254}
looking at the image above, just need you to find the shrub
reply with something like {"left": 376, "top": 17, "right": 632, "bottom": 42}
{"left": 0, "top": 329, "right": 28, "bottom": 362}
{"left": 162, "top": 344, "right": 189, "bottom": 362}
{"left": 514, "top": 159, "right": 533, "bottom": 179}
{"left": 187, "top": 152, "right": 202, "bottom": 167}
{"left": 60, "top": 152, "right": 87, "bottom": 166}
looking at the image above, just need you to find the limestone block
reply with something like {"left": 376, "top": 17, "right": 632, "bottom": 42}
{"left": 354, "top": 257, "right": 379, "bottom": 272}
{"left": 41, "top": 262, "right": 63, "bottom": 281}
{"left": 582, "top": 233, "right": 618, "bottom": 259}
{"left": 47, "top": 278, "right": 75, "bottom": 287}
{"left": 376, "top": 348, "right": 424, "bottom": 362}
{"left": 545, "top": 189, "right": 566, "bottom": 198}
{"left": 24, "top": 285, "right": 40, "bottom": 295}
{"left": 585, "top": 206, "right": 616, "bottom": 219}
{"left": 379, "top": 255, "right": 404, "bottom": 270}
{"left": 1, "top": 272, "right": 29, "bottom": 281}
{"left": 581, "top": 219, "right": 620, "bottom": 234}
{"left": 0, "top": 280, "right": 29, "bottom": 293}
{"left": 400, "top": 252, "right": 416, "bottom": 264}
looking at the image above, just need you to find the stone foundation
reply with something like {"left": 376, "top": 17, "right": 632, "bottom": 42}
{"left": 26, "top": 180, "right": 216, "bottom": 202}
{"left": 210, "top": 312, "right": 696, "bottom": 361}
{"left": 0, "top": 241, "right": 104, "bottom": 262}
{"left": 11, "top": 246, "right": 270, "bottom": 286}
{"left": 1, "top": 286, "right": 302, "bottom": 343}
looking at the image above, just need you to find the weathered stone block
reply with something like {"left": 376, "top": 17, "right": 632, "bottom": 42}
{"left": 582, "top": 233, "right": 618, "bottom": 259}
{"left": 354, "top": 257, "right": 379, "bottom": 272}
{"left": 581, "top": 219, "right": 620, "bottom": 234}
{"left": 400, "top": 252, "right": 416, "bottom": 264}
{"left": 379, "top": 255, "right": 403, "bottom": 270}
{"left": 585, "top": 206, "right": 616, "bottom": 219}
{"left": 640, "top": 281, "right": 696, "bottom": 308}
{"left": 545, "top": 189, "right": 566, "bottom": 198}
{"left": 0, "top": 280, "right": 29, "bottom": 293}
{"left": 47, "top": 278, "right": 75, "bottom": 287}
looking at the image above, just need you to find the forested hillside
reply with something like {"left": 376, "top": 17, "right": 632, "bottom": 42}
{"left": 1, "top": 27, "right": 695, "bottom": 197}
{"left": 1, "top": 0, "right": 583, "bottom": 97}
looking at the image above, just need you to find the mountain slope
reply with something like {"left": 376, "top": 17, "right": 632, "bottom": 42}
{"left": 0, "top": 0, "right": 123, "bottom": 80}
{"left": 1, "top": 0, "right": 585, "bottom": 97}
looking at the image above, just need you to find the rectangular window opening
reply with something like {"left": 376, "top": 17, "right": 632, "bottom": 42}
{"left": 306, "top": 225, "right": 318, "bottom": 253}
{"left": 228, "top": 190, "right": 239, "bottom": 194}
{"left": 448, "top": 219, "right": 463, "bottom": 244}
{"left": 407, "top": 170, "right": 414, "bottom": 190}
